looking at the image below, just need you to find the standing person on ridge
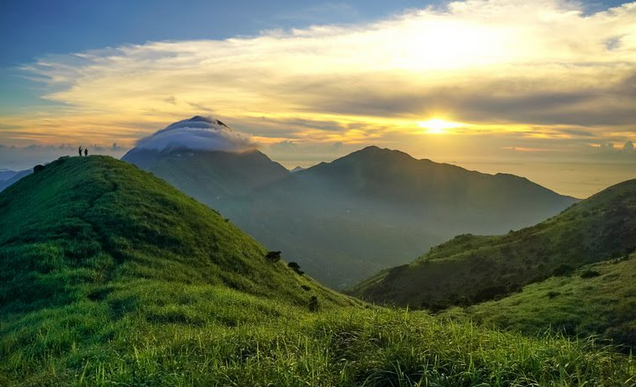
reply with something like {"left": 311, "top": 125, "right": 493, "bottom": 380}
{"left": 84, "top": 148, "right": 88, "bottom": 157}
{"left": 78, "top": 146, "right": 83, "bottom": 156}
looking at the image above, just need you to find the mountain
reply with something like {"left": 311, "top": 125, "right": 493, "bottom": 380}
{"left": 1, "top": 155, "right": 633, "bottom": 386}
{"left": 291, "top": 166, "right": 305, "bottom": 173}
{"left": 122, "top": 119, "right": 577, "bottom": 289}
{"left": 0, "top": 169, "right": 31, "bottom": 193}
{"left": 450, "top": 253, "right": 636, "bottom": 352}
{"left": 235, "top": 146, "right": 577, "bottom": 288}
{"left": 123, "top": 147, "right": 289, "bottom": 202}
{"left": 351, "top": 178, "right": 636, "bottom": 310}
{"left": 0, "top": 169, "right": 18, "bottom": 181}
{"left": 293, "top": 146, "right": 575, "bottom": 222}
{"left": 122, "top": 116, "right": 290, "bottom": 203}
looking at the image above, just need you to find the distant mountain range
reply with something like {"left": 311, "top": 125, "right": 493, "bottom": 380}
{"left": 351, "top": 178, "right": 636, "bottom": 311}
{"left": 0, "top": 169, "right": 18, "bottom": 181}
{"left": 122, "top": 117, "right": 578, "bottom": 288}
{"left": 0, "top": 169, "right": 31, "bottom": 192}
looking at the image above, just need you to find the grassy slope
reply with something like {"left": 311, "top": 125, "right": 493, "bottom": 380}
{"left": 1, "top": 156, "right": 634, "bottom": 385}
{"left": 446, "top": 254, "right": 636, "bottom": 352}
{"left": 0, "top": 155, "right": 348, "bottom": 314}
{"left": 352, "top": 179, "right": 636, "bottom": 310}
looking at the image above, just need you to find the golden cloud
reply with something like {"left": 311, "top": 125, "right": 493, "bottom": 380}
{"left": 2, "top": 0, "right": 635, "bottom": 153}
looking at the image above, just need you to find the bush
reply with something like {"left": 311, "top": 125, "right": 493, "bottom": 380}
{"left": 552, "top": 264, "right": 575, "bottom": 276}
{"left": 580, "top": 269, "right": 600, "bottom": 279}
{"left": 300, "top": 285, "right": 311, "bottom": 291}
{"left": 265, "top": 251, "right": 281, "bottom": 263}
{"left": 288, "top": 262, "right": 304, "bottom": 275}
{"left": 33, "top": 165, "right": 45, "bottom": 173}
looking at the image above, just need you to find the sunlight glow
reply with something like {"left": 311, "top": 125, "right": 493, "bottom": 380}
{"left": 417, "top": 119, "right": 465, "bottom": 134}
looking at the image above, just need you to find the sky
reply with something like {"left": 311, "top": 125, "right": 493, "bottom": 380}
{"left": 0, "top": 0, "right": 635, "bottom": 197}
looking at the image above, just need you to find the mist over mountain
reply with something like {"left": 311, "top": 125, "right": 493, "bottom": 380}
{"left": 135, "top": 115, "right": 256, "bottom": 153}
{"left": 122, "top": 117, "right": 577, "bottom": 288}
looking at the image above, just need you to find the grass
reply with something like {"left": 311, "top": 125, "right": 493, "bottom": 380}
{"left": 445, "top": 253, "right": 636, "bottom": 352}
{"left": 0, "top": 156, "right": 353, "bottom": 317}
{"left": 2, "top": 285, "right": 635, "bottom": 386}
{"left": 1, "top": 156, "right": 635, "bottom": 385}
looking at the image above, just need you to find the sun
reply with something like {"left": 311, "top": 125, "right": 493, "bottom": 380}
{"left": 417, "top": 118, "right": 464, "bottom": 134}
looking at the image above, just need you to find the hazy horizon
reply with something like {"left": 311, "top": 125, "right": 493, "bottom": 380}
{"left": 1, "top": 137, "right": 633, "bottom": 198}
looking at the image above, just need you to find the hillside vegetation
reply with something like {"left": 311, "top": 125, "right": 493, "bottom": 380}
{"left": 352, "top": 179, "right": 636, "bottom": 310}
{"left": 1, "top": 156, "right": 634, "bottom": 386}
{"left": 0, "top": 156, "right": 347, "bottom": 315}
{"left": 447, "top": 253, "right": 636, "bottom": 352}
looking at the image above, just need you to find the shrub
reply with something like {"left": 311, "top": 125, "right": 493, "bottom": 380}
{"left": 552, "top": 264, "right": 575, "bottom": 276}
{"left": 300, "top": 285, "right": 311, "bottom": 291}
{"left": 265, "top": 251, "right": 282, "bottom": 263}
{"left": 288, "top": 262, "right": 304, "bottom": 275}
{"left": 580, "top": 269, "right": 601, "bottom": 279}
{"left": 33, "top": 165, "right": 45, "bottom": 173}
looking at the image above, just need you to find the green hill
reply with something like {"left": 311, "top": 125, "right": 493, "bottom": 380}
{"left": 447, "top": 253, "right": 636, "bottom": 352}
{"left": 351, "top": 178, "right": 636, "bottom": 310}
{"left": 1, "top": 156, "right": 634, "bottom": 386}
{"left": 0, "top": 155, "right": 347, "bottom": 314}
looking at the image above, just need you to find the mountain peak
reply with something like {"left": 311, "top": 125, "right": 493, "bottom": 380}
{"left": 128, "top": 116, "right": 255, "bottom": 153}
{"left": 343, "top": 145, "right": 415, "bottom": 162}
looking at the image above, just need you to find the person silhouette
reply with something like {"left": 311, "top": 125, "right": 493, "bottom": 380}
{"left": 78, "top": 146, "right": 83, "bottom": 156}
{"left": 84, "top": 148, "right": 88, "bottom": 157}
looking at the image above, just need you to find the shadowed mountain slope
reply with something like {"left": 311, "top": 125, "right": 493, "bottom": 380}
{"left": 236, "top": 146, "right": 577, "bottom": 287}
{"left": 123, "top": 124, "right": 577, "bottom": 289}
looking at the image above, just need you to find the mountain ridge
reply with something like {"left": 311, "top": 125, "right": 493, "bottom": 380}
{"left": 120, "top": 120, "right": 577, "bottom": 288}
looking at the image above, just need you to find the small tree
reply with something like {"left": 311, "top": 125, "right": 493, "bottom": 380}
{"left": 265, "top": 251, "right": 282, "bottom": 263}
{"left": 33, "top": 165, "right": 45, "bottom": 173}
{"left": 288, "top": 262, "right": 304, "bottom": 275}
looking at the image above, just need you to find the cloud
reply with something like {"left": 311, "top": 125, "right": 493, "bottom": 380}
{"left": 2, "top": 0, "right": 636, "bottom": 162}
{"left": 135, "top": 116, "right": 256, "bottom": 153}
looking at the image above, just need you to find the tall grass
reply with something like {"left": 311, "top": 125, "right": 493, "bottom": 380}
{"left": 1, "top": 283, "right": 634, "bottom": 386}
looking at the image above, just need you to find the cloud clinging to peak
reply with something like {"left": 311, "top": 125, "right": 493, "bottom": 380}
{"left": 135, "top": 116, "right": 256, "bottom": 153}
